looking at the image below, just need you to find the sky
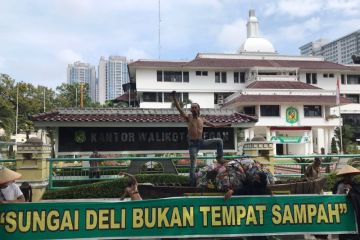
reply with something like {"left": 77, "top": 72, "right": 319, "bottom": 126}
{"left": 1, "top": 0, "right": 360, "bottom": 89}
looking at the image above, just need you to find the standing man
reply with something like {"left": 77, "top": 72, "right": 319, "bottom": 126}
{"left": 172, "top": 91, "right": 231, "bottom": 186}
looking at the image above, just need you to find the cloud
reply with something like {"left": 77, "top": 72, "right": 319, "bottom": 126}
{"left": 0, "top": 56, "right": 5, "bottom": 68}
{"left": 264, "top": 0, "right": 323, "bottom": 17}
{"left": 125, "top": 48, "right": 152, "bottom": 61}
{"left": 276, "top": 17, "right": 321, "bottom": 41}
{"left": 326, "top": 0, "right": 360, "bottom": 15}
{"left": 217, "top": 18, "right": 247, "bottom": 53}
{"left": 57, "top": 49, "right": 84, "bottom": 63}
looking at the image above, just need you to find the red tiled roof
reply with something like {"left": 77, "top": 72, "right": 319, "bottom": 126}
{"left": 348, "top": 65, "right": 360, "bottom": 71}
{"left": 129, "top": 57, "right": 352, "bottom": 71}
{"left": 32, "top": 108, "right": 257, "bottom": 124}
{"left": 246, "top": 81, "right": 321, "bottom": 89}
{"left": 114, "top": 92, "right": 137, "bottom": 102}
{"left": 128, "top": 60, "right": 187, "bottom": 68}
{"left": 223, "top": 95, "right": 353, "bottom": 107}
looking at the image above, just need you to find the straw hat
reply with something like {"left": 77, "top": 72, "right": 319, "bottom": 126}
{"left": 336, "top": 165, "right": 360, "bottom": 176}
{"left": 0, "top": 166, "right": 22, "bottom": 184}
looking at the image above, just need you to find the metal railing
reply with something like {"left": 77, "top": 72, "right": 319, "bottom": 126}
{"left": 46, "top": 154, "right": 350, "bottom": 189}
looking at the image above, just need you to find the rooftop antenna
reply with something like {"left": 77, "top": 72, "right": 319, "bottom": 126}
{"left": 158, "top": 0, "right": 161, "bottom": 60}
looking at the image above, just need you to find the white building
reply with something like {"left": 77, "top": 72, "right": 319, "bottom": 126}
{"left": 67, "top": 61, "right": 97, "bottom": 102}
{"left": 98, "top": 56, "right": 129, "bottom": 104}
{"left": 300, "top": 30, "right": 360, "bottom": 64}
{"left": 127, "top": 9, "right": 360, "bottom": 155}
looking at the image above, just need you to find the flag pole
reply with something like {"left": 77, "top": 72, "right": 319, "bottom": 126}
{"left": 336, "top": 77, "right": 343, "bottom": 153}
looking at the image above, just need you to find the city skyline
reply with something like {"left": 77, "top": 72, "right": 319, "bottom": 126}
{"left": 1, "top": 0, "right": 360, "bottom": 89}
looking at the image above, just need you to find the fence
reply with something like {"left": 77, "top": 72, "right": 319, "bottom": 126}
{"left": 1, "top": 154, "right": 356, "bottom": 189}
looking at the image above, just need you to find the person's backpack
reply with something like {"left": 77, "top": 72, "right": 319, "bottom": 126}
{"left": 20, "top": 182, "right": 32, "bottom": 202}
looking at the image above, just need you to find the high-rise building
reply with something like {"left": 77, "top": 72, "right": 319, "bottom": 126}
{"left": 300, "top": 30, "right": 360, "bottom": 64}
{"left": 97, "top": 56, "right": 129, "bottom": 104}
{"left": 67, "top": 61, "right": 96, "bottom": 102}
{"left": 299, "top": 38, "right": 328, "bottom": 56}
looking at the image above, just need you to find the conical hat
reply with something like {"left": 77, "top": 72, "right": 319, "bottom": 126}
{"left": 0, "top": 166, "right": 22, "bottom": 184}
{"left": 336, "top": 165, "right": 360, "bottom": 176}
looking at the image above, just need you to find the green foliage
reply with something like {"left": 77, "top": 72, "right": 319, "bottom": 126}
{"left": 334, "top": 124, "right": 355, "bottom": 153}
{"left": 331, "top": 137, "right": 338, "bottom": 154}
{"left": 55, "top": 83, "right": 93, "bottom": 108}
{"left": 293, "top": 158, "right": 312, "bottom": 174}
{"left": 43, "top": 174, "right": 189, "bottom": 199}
{"left": 348, "top": 158, "right": 360, "bottom": 169}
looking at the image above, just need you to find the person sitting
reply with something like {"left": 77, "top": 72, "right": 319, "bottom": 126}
{"left": 305, "top": 157, "right": 321, "bottom": 179}
{"left": 0, "top": 166, "right": 25, "bottom": 203}
{"left": 120, "top": 172, "right": 142, "bottom": 200}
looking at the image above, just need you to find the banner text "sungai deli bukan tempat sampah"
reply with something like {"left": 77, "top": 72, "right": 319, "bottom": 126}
{"left": 0, "top": 195, "right": 357, "bottom": 239}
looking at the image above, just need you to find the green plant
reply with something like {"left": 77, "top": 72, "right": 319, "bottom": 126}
{"left": 43, "top": 174, "right": 189, "bottom": 199}
{"left": 293, "top": 158, "right": 312, "bottom": 174}
{"left": 331, "top": 137, "right": 338, "bottom": 154}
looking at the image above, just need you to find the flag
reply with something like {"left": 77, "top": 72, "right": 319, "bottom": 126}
{"left": 336, "top": 78, "right": 340, "bottom": 105}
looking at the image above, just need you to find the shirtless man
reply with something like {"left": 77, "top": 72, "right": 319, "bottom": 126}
{"left": 172, "top": 91, "right": 231, "bottom": 186}
{"left": 119, "top": 172, "right": 142, "bottom": 200}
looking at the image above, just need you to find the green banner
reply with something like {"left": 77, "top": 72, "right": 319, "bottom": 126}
{"left": 271, "top": 136, "right": 310, "bottom": 144}
{"left": 0, "top": 195, "right": 357, "bottom": 239}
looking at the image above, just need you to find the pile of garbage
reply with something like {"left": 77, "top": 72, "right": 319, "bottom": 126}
{"left": 196, "top": 158, "right": 275, "bottom": 191}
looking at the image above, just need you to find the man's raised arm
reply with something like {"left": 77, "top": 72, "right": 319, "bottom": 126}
{"left": 204, "top": 119, "right": 231, "bottom": 128}
{"left": 172, "top": 91, "right": 188, "bottom": 120}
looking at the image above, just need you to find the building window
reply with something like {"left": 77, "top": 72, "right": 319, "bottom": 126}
{"left": 329, "top": 73, "right": 334, "bottom": 78}
{"left": 234, "top": 72, "right": 245, "bottom": 83}
{"left": 341, "top": 74, "right": 345, "bottom": 84}
{"left": 221, "top": 72, "right": 227, "bottom": 83}
{"left": 157, "top": 71, "right": 162, "bottom": 82}
{"left": 183, "top": 72, "right": 189, "bottom": 82}
{"left": 215, "top": 72, "right": 227, "bottom": 83}
{"left": 345, "top": 94, "right": 360, "bottom": 103}
{"left": 347, "top": 75, "right": 360, "bottom": 85}
{"left": 260, "top": 105, "right": 280, "bottom": 117}
{"left": 243, "top": 106, "right": 256, "bottom": 116}
{"left": 164, "top": 71, "right": 182, "bottom": 82}
{"left": 196, "top": 71, "right": 208, "bottom": 76}
{"left": 143, "top": 92, "right": 162, "bottom": 102}
{"left": 306, "top": 73, "right": 317, "bottom": 84}
{"left": 323, "top": 73, "right": 328, "bottom": 78}
{"left": 304, "top": 105, "right": 322, "bottom": 117}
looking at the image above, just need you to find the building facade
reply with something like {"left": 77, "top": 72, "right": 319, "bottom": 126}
{"left": 300, "top": 30, "right": 360, "bottom": 64}
{"left": 98, "top": 56, "right": 129, "bottom": 104}
{"left": 127, "top": 10, "right": 360, "bottom": 155}
{"left": 67, "top": 61, "right": 96, "bottom": 102}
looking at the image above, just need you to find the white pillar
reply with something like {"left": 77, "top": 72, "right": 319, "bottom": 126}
{"left": 317, "top": 128, "right": 325, "bottom": 154}
{"left": 244, "top": 129, "right": 250, "bottom": 142}
{"left": 249, "top": 128, "right": 255, "bottom": 141}
{"left": 309, "top": 130, "right": 314, "bottom": 154}
{"left": 304, "top": 131, "right": 309, "bottom": 155}
{"left": 266, "top": 128, "right": 271, "bottom": 141}
{"left": 324, "top": 127, "right": 329, "bottom": 154}
{"left": 271, "top": 131, "right": 276, "bottom": 155}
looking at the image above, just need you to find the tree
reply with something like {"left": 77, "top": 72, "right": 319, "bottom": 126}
{"left": 331, "top": 137, "right": 338, "bottom": 154}
{"left": 334, "top": 124, "right": 354, "bottom": 153}
{"left": 55, "top": 83, "right": 97, "bottom": 108}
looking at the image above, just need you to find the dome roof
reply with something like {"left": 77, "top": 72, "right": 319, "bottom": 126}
{"left": 239, "top": 37, "right": 276, "bottom": 53}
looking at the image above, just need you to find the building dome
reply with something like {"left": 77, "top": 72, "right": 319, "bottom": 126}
{"left": 237, "top": 9, "right": 277, "bottom": 54}
{"left": 239, "top": 37, "right": 276, "bottom": 53}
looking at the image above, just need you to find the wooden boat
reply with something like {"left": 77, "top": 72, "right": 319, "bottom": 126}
{"left": 138, "top": 177, "right": 326, "bottom": 199}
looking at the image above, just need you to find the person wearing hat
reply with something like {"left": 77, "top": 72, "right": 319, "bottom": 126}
{"left": 333, "top": 165, "right": 360, "bottom": 194}
{"left": 0, "top": 166, "right": 25, "bottom": 203}
{"left": 333, "top": 165, "right": 360, "bottom": 240}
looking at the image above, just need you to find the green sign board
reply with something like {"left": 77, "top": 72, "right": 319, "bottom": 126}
{"left": 271, "top": 136, "right": 310, "bottom": 144}
{"left": 0, "top": 195, "right": 356, "bottom": 239}
{"left": 286, "top": 107, "right": 299, "bottom": 124}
